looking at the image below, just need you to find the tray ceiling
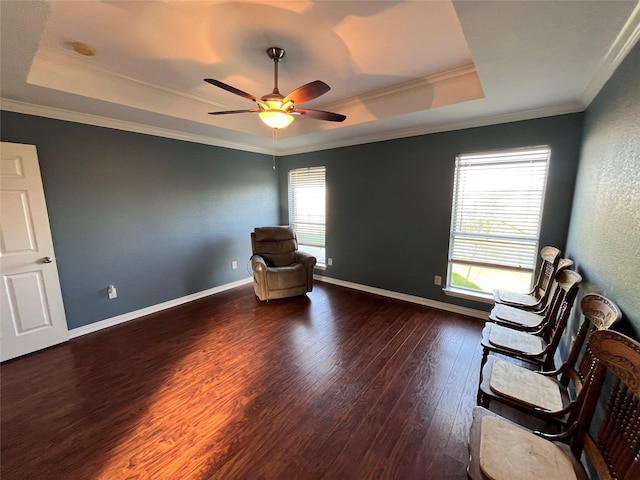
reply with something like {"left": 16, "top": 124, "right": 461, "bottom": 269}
{"left": 1, "top": 1, "right": 638, "bottom": 155}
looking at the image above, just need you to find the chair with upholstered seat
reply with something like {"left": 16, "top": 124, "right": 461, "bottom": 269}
{"left": 467, "top": 330, "right": 640, "bottom": 480}
{"left": 250, "top": 226, "right": 316, "bottom": 301}
{"left": 488, "top": 258, "right": 573, "bottom": 332}
{"left": 478, "top": 269, "right": 582, "bottom": 374}
{"left": 493, "top": 246, "right": 561, "bottom": 310}
{"left": 477, "top": 294, "right": 622, "bottom": 429}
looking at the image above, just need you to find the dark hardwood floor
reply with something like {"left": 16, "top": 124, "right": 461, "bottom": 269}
{"left": 1, "top": 282, "right": 485, "bottom": 479}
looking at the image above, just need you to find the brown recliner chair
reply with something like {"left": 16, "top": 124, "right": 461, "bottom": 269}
{"left": 250, "top": 226, "right": 317, "bottom": 301}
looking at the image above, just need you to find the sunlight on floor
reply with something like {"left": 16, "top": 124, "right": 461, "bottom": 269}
{"left": 92, "top": 339, "right": 264, "bottom": 478}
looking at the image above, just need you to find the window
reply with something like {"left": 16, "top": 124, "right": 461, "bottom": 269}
{"left": 288, "top": 166, "right": 326, "bottom": 265}
{"left": 446, "top": 146, "right": 551, "bottom": 297}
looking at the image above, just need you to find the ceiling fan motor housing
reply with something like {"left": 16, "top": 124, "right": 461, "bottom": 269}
{"left": 267, "top": 47, "right": 285, "bottom": 62}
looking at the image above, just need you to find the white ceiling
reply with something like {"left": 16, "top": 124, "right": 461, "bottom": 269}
{"left": 1, "top": 1, "right": 639, "bottom": 155}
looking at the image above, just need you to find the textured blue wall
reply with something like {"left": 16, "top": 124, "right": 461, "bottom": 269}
{"left": 566, "top": 41, "right": 640, "bottom": 339}
{"left": 0, "top": 108, "right": 591, "bottom": 327}
{"left": 1, "top": 112, "right": 278, "bottom": 329}
{"left": 279, "top": 114, "right": 584, "bottom": 312}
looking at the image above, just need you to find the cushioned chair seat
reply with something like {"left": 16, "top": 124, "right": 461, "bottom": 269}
{"left": 478, "top": 415, "right": 578, "bottom": 480}
{"left": 266, "top": 263, "right": 306, "bottom": 290}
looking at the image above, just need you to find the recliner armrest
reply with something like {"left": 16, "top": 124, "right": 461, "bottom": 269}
{"left": 294, "top": 251, "right": 316, "bottom": 268}
{"left": 250, "top": 255, "right": 269, "bottom": 300}
{"left": 251, "top": 254, "right": 268, "bottom": 272}
{"left": 294, "top": 251, "right": 317, "bottom": 290}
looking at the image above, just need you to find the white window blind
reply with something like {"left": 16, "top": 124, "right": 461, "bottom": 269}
{"left": 288, "top": 166, "right": 326, "bottom": 248}
{"left": 448, "top": 147, "right": 550, "bottom": 276}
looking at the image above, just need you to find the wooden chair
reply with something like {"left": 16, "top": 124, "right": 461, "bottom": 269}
{"left": 478, "top": 269, "right": 582, "bottom": 374}
{"left": 467, "top": 330, "right": 640, "bottom": 480}
{"left": 477, "top": 294, "right": 622, "bottom": 428}
{"left": 488, "top": 258, "right": 574, "bottom": 332}
{"left": 493, "top": 246, "right": 561, "bottom": 310}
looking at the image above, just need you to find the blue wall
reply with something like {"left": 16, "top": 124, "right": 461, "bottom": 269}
{"left": 0, "top": 108, "right": 595, "bottom": 327}
{"left": 1, "top": 113, "right": 278, "bottom": 329}
{"left": 278, "top": 114, "right": 584, "bottom": 311}
{"left": 565, "top": 40, "right": 640, "bottom": 340}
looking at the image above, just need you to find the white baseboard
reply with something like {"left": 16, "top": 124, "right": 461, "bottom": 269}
{"left": 314, "top": 274, "right": 489, "bottom": 320}
{"left": 68, "top": 277, "right": 253, "bottom": 338}
{"left": 69, "top": 274, "right": 488, "bottom": 339}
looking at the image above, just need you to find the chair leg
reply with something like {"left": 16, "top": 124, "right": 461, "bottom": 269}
{"left": 479, "top": 346, "right": 489, "bottom": 372}
{"left": 476, "top": 384, "right": 490, "bottom": 408}
{"left": 476, "top": 347, "right": 490, "bottom": 404}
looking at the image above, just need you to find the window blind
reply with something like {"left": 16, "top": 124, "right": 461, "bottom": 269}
{"left": 288, "top": 166, "right": 326, "bottom": 248}
{"left": 449, "top": 147, "right": 550, "bottom": 272}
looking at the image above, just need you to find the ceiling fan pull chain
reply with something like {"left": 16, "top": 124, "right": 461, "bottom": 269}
{"left": 272, "top": 128, "right": 277, "bottom": 170}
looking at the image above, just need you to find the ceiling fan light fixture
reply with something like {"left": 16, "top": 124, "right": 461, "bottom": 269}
{"left": 259, "top": 110, "right": 294, "bottom": 129}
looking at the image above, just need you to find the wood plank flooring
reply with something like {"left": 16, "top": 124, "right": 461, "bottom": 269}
{"left": 1, "top": 282, "right": 485, "bottom": 479}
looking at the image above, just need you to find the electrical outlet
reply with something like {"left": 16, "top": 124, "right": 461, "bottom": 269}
{"left": 108, "top": 285, "right": 117, "bottom": 299}
{"left": 232, "top": 260, "right": 238, "bottom": 270}
{"left": 434, "top": 275, "right": 442, "bottom": 286}
{"left": 328, "top": 258, "right": 333, "bottom": 266}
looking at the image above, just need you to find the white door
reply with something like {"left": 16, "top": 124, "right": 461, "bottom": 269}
{"left": 1, "top": 142, "right": 68, "bottom": 361}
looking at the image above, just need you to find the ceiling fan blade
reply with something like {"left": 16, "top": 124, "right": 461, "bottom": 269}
{"left": 204, "top": 79, "right": 261, "bottom": 103}
{"left": 208, "top": 109, "right": 259, "bottom": 115}
{"left": 283, "top": 80, "right": 330, "bottom": 105}
{"left": 296, "top": 108, "right": 346, "bottom": 122}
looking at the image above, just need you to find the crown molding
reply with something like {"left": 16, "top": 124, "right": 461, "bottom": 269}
{"left": 0, "top": 98, "right": 272, "bottom": 155}
{"left": 36, "top": 47, "right": 478, "bottom": 118}
{"left": 19, "top": 49, "right": 487, "bottom": 154}
{"left": 32, "top": 47, "right": 228, "bottom": 111}
{"left": 276, "top": 102, "right": 585, "bottom": 156}
{"left": 319, "top": 64, "right": 479, "bottom": 113}
{"left": 2, "top": 97, "right": 584, "bottom": 158}
{"left": 580, "top": 1, "right": 640, "bottom": 106}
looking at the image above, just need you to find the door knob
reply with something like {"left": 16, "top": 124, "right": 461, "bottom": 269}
{"left": 42, "top": 256, "right": 53, "bottom": 264}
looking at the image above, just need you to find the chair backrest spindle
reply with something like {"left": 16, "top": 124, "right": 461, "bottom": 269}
{"left": 537, "top": 269, "right": 582, "bottom": 369}
{"left": 561, "top": 294, "right": 622, "bottom": 393}
{"left": 533, "top": 246, "right": 562, "bottom": 304}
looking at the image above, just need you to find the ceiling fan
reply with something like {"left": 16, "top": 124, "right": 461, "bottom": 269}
{"left": 205, "top": 47, "right": 346, "bottom": 129}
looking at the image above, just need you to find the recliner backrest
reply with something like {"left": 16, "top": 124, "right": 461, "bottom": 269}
{"left": 251, "top": 226, "right": 298, "bottom": 267}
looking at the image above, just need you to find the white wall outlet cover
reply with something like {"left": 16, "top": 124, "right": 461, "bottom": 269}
{"left": 108, "top": 285, "right": 117, "bottom": 299}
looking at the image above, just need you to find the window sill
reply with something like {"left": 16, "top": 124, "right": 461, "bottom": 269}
{"left": 443, "top": 287, "right": 494, "bottom": 305}
{"left": 314, "top": 263, "right": 327, "bottom": 271}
